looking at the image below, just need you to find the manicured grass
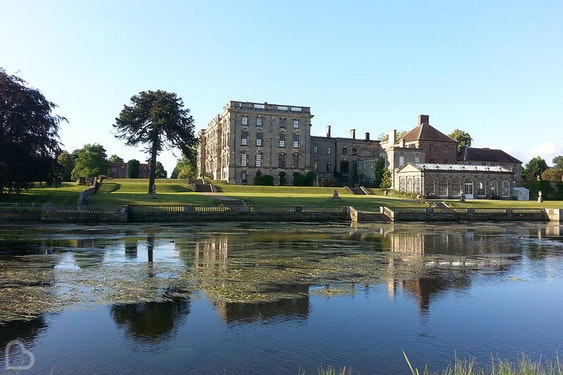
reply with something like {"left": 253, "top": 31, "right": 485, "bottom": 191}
{"left": 433, "top": 198, "right": 563, "bottom": 210}
{"left": 1, "top": 179, "right": 562, "bottom": 209}
{"left": 88, "top": 179, "right": 216, "bottom": 206}
{"left": 0, "top": 182, "right": 84, "bottom": 205}
{"left": 209, "top": 182, "right": 420, "bottom": 210}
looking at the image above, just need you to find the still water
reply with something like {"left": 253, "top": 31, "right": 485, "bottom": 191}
{"left": 0, "top": 222, "right": 562, "bottom": 374}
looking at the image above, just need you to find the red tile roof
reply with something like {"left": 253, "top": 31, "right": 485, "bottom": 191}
{"left": 402, "top": 123, "right": 457, "bottom": 144}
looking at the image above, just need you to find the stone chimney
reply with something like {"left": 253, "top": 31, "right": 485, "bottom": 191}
{"left": 388, "top": 129, "right": 396, "bottom": 145}
{"left": 419, "top": 114, "right": 429, "bottom": 126}
{"left": 326, "top": 125, "right": 331, "bottom": 138}
{"left": 365, "top": 132, "right": 370, "bottom": 141}
{"left": 350, "top": 129, "right": 356, "bottom": 139}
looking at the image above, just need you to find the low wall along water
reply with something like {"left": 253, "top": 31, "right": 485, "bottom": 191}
{"left": 37, "top": 205, "right": 561, "bottom": 223}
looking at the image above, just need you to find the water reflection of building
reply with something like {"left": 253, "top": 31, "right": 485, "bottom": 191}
{"left": 382, "top": 225, "right": 528, "bottom": 312}
{"left": 387, "top": 228, "right": 524, "bottom": 256}
{"left": 194, "top": 235, "right": 228, "bottom": 272}
{"left": 214, "top": 284, "right": 310, "bottom": 323}
{"left": 194, "top": 235, "right": 311, "bottom": 323}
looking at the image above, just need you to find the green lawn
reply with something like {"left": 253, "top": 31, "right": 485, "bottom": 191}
{"left": 1, "top": 179, "right": 562, "bottom": 210}
{"left": 0, "top": 182, "right": 85, "bottom": 205}
{"left": 88, "top": 179, "right": 216, "bottom": 206}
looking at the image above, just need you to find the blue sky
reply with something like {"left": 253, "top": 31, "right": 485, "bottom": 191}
{"left": 2, "top": 0, "right": 562, "bottom": 173}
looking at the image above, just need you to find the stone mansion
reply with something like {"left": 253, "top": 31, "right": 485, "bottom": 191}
{"left": 197, "top": 101, "right": 522, "bottom": 199}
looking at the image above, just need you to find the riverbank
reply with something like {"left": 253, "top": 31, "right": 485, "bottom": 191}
{"left": 1, "top": 204, "right": 561, "bottom": 223}
{"left": 1, "top": 179, "right": 562, "bottom": 223}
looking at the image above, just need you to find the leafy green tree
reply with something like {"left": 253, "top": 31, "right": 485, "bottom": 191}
{"left": 522, "top": 156, "right": 548, "bottom": 181}
{"left": 553, "top": 155, "right": 563, "bottom": 169}
{"left": 113, "top": 90, "right": 197, "bottom": 194}
{"left": 127, "top": 159, "right": 140, "bottom": 178}
{"left": 71, "top": 143, "right": 108, "bottom": 181}
{"left": 155, "top": 161, "right": 167, "bottom": 179}
{"left": 108, "top": 154, "right": 124, "bottom": 163}
{"left": 57, "top": 151, "right": 75, "bottom": 182}
{"left": 448, "top": 129, "right": 473, "bottom": 151}
{"left": 373, "top": 156, "right": 386, "bottom": 187}
{"left": 0, "top": 68, "right": 66, "bottom": 193}
{"left": 171, "top": 155, "right": 196, "bottom": 179}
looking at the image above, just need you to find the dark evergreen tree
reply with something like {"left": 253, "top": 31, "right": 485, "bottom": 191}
{"left": 127, "top": 159, "right": 140, "bottom": 178}
{"left": 0, "top": 69, "right": 66, "bottom": 193}
{"left": 114, "top": 90, "right": 196, "bottom": 194}
{"left": 373, "top": 156, "right": 386, "bottom": 187}
{"left": 154, "top": 161, "right": 167, "bottom": 179}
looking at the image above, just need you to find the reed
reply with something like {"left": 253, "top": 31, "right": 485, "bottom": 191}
{"left": 402, "top": 351, "right": 562, "bottom": 375}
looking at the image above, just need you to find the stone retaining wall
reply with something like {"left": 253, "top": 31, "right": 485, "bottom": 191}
{"left": 389, "top": 207, "right": 550, "bottom": 222}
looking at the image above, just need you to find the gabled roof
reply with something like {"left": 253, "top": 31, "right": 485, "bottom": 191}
{"left": 401, "top": 123, "right": 457, "bottom": 144}
{"left": 458, "top": 147, "right": 521, "bottom": 163}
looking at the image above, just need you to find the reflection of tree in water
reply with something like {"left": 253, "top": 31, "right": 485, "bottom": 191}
{"left": 0, "top": 316, "right": 48, "bottom": 351}
{"left": 110, "top": 297, "right": 190, "bottom": 344}
{"left": 400, "top": 270, "right": 472, "bottom": 312}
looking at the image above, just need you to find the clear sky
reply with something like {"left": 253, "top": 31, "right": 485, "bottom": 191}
{"left": 2, "top": 0, "right": 562, "bottom": 174}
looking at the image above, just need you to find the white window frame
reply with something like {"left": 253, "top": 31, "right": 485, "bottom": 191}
{"left": 255, "top": 153, "right": 262, "bottom": 167}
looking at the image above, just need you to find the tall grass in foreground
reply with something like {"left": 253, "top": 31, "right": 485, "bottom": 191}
{"left": 297, "top": 354, "right": 562, "bottom": 375}
{"left": 403, "top": 351, "right": 562, "bottom": 375}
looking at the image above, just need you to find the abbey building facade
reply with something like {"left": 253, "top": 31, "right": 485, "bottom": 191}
{"left": 197, "top": 101, "right": 522, "bottom": 198}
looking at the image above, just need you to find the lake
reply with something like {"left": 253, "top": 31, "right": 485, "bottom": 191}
{"left": 1, "top": 221, "right": 562, "bottom": 374}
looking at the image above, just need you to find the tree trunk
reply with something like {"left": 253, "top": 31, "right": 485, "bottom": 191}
{"left": 148, "top": 143, "right": 158, "bottom": 195}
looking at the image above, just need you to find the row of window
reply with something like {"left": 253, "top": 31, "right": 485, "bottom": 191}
{"left": 241, "top": 132, "right": 300, "bottom": 148}
{"left": 399, "top": 177, "right": 511, "bottom": 197}
{"left": 240, "top": 152, "right": 300, "bottom": 169}
{"left": 398, "top": 154, "right": 422, "bottom": 166}
{"left": 241, "top": 116, "right": 300, "bottom": 129}
{"left": 312, "top": 145, "right": 357, "bottom": 156}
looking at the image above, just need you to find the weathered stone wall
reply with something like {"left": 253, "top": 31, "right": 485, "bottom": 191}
{"left": 390, "top": 207, "right": 549, "bottom": 222}
{"left": 128, "top": 205, "right": 350, "bottom": 223}
{"left": 41, "top": 205, "right": 128, "bottom": 223}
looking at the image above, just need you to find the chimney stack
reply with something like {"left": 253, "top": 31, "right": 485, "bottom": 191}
{"left": 326, "top": 125, "right": 331, "bottom": 138}
{"left": 350, "top": 129, "right": 356, "bottom": 139}
{"left": 365, "top": 132, "right": 370, "bottom": 141}
{"left": 388, "top": 129, "right": 397, "bottom": 144}
{"left": 418, "top": 114, "right": 429, "bottom": 126}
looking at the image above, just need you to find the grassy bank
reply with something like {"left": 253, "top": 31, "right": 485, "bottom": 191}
{"left": 1, "top": 179, "right": 562, "bottom": 210}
